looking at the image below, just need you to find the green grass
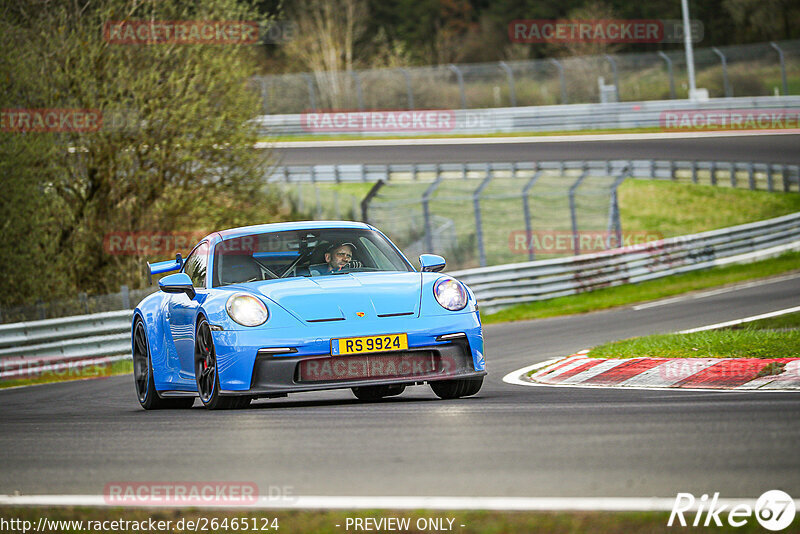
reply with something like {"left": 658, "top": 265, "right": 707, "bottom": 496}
{"left": 587, "top": 329, "right": 800, "bottom": 360}
{"left": 1, "top": 507, "right": 793, "bottom": 534}
{"left": 617, "top": 180, "right": 800, "bottom": 238}
{"left": 0, "top": 359, "right": 132, "bottom": 390}
{"left": 482, "top": 251, "right": 800, "bottom": 324}
{"left": 730, "top": 311, "right": 800, "bottom": 331}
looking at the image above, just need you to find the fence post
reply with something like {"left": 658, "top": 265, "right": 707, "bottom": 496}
{"left": 259, "top": 77, "right": 270, "bottom": 113}
{"left": 302, "top": 73, "right": 317, "bottom": 111}
{"left": 658, "top": 51, "right": 676, "bottom": 99}
{"left": 607, "top": 166, "right": 630, "bottom": 249}
{"left": 767, "top": 164, "right": 774, "bottom": 192}
{"left": 361, "top": 180, "right": 385, "bottom": 223}
{"left": 711, "top": 47, "right": 732, "bottom": 97}
{"left": 569, "top": 170, "right": 589, "bottom": 256}
{"left": 748, "top": 162, "right": 755, "bottom": 190}
{"left": 37, "top": 300, "right": 45, "bottom": 320}
{"left": 549, "top": 58, "right": 568, "bottom": 104}
{"left": 783, "top": 164, "right": 790, "bottom": 193}
{"left": 522, "top": 169, "right": 543, "bottom": 261}
{"left": 473, "top": 165, "right": 494, "bottom": 267}
{"left": 421, "top": 166, "right": 443, "bottom": 252}
{"left": 121, "top": 285, "right": 130, "bottom": 309}
{"left": 604, "top": 54, "right": 620, "bottom": 102}
{"left": 729, "top": 162, "right": 737, "bottom": 188}
{"left": 692, "top": 160, "right": 698, "bottom": 183}
{"left": 396, "top": 68, "right": 414, "bottom": 110}
{"left": 498, "top": 61, "right": 517, "bottom": 107}
{"left": 349, "top": 70, "right": 364, "bottom": 110}
{"left": 770, "top": 42, "right": 789, "bottom": 96}
{"left": 448, "top": 64, "right": 467, "bottom": 109}
{"left": 710, "top": 161, "right": 717, "bottom": 186}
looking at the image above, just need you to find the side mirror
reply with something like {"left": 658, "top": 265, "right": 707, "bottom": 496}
{"left": 159, "top": 272, "right": 196, "bottom": 299}
{"left": 419, "top": 254, "right": 446, "bottom": 273}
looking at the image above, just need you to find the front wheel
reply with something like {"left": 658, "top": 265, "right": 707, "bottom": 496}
{"left": 195, "top": 318, "right": 245, "bottom": 410}
{"left": 133, "top": 318, "right": 194, "bottom": 410}
{"left": 430, "top": 376, "right": 483, "bottom": 400}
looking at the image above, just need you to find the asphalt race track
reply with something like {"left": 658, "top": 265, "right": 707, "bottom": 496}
{"left": 1, "top": 274, "right": 798, "bottom": 500}
{"left": 273, "top": 133, "right": 800, "bottom": 165}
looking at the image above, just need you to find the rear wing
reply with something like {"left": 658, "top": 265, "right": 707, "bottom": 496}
{"left": 147, "top": 253, "right": 183, "bottom": 284}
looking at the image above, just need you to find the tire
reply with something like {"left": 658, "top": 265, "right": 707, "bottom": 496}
{"left": 195, "top": 317, "right": 240, "bottom": 410}
{"left": 133, "top": 318, "right": 195, "bottom": 410}
{"left": 430, "top": 376, "right": 483, "bottom": 400}
{"left": 351, "top": 384, "right": 405, "bottom": 401}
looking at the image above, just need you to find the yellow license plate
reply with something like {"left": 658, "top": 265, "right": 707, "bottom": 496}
{"left": 331, "top": 333, "right": 408, "bottom": 356}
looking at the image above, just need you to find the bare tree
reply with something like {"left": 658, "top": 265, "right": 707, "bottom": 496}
{"left": 282, "top": 0, "right": 368, "bottom": 108}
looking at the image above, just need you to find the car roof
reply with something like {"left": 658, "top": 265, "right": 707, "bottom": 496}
{"left": 211, "top": 220, "right": 373, "bottom": 242}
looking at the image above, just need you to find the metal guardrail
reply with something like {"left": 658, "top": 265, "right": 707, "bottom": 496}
{"left": 451, "top": 212, "right": 800, "bottom": 312}
{"left": 266, "top": 159, "right": 800, "bottom": 192}
{"left": 255, "top": 95, "right": 800, "bottom": 136}
{"left": 0, "top": 310, "right": 131, "bottom": 363}
{"left": 0, "top": 212, "right": 798, "bottom": 369}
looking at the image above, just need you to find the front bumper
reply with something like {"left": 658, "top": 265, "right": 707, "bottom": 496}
{"left": 212, "top": 312, "right": 485, "bottom": 396}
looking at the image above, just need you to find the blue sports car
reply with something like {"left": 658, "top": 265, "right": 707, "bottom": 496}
{"left": 132, "top": 221, "right": 486, "bottom": 409}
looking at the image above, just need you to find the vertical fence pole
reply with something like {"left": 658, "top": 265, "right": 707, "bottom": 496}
{"left": 361, "top": 180, "right": 385, "bottom": 224}
{"left": 549, "top": 58, "right": 568, "bottom": 104}
{"left": 730, "top": 162, "right": 737, "bottom": 188}
{"left": 302, "top": 74, "right": 317, "bottom": 111}
{"left": 473, "top": 165, "right": 494, "bottom": 267}
{"left": 259, "top": 77, "right": 270, "bottom": 113}
{"left": 607, "top": 166, "right": 630, "bottom": 249}
{"left": 770, "top": 42, "right": 789, "bottom": 96}
{"left": 604, "top": 55, "right": 620, "bottom": 102}
{"left": 748, "top": 162, "right": 755, "bottom": 190}
{"left": 448, "top": 64, "right": 467, "bottom": 109}
{"left": 692, "top": 160, "right": 698, "bottom": 183}
{"left": 658, "top": 51, "right": 676, "bottom": 99}
{"left": 121, "top": 285, "right": 130, "bottom": 309}
{"left": 711, "top": 47, "right": 732, "bottom": 97}
{"left": 522, "top": 169, "right": 542, "bottom": 261}
{"left": 767, "top": 164, "right": 774, "bottom": 192}
{"left": 421, "top": 166, "right": 443, "bottom": 252}
{"left": 710, "top": 161, "right": 717, "bottom": 186}
{"left": 396, "top": 68, "right": 414, "bottom": 110}
{"left": 349, "top": 70, "right": 365, "bottom": 110}
{"left": 498, "top": 61, "right": 517, "bottom": 107}
{"left": 569, "top": 170, "right": 589, "bottom": 256}
{"left": 783, "top": 164, "right": 790, "bottom": 192}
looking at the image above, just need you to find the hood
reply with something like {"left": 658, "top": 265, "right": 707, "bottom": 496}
{"left": 252, "top": 272, "right": 421, "bottom": 322}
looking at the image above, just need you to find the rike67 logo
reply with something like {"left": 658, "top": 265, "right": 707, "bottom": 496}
{"left": 669, "top": 490, "right": 796, "bottom": 530}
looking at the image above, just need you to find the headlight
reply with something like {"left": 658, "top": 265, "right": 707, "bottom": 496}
{"left": 226, "top": 294, "right": 269, "bottom": 327}
{"left": 433, "top": 277, "right": 468, "bottom": 311}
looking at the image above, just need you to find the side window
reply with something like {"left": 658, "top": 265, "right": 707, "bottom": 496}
{"left": 183, "top": 242, "right": 209, "bottom": 288}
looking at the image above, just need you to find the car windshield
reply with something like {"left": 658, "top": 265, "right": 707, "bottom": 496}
{"left": 212, "top": 228, "right": 414, "bottom": 286}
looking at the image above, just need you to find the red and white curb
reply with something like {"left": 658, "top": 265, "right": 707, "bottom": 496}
{"left": 504, "top": 352, "right": 800, "bottom": 391}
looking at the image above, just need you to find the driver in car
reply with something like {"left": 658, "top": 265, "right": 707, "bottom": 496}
{"left": 310, "top": 242, "right": 361, "bottom": 275}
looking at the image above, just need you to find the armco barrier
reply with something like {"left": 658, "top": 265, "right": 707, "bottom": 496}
{"left": 0, "top": 213, "right": 798, "bottom": 372}
{"left": 254, "top": 95, "right": 800, "bottom": 136}
{"left": 451, "top": 212, "right": 800, "bottom": 312}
